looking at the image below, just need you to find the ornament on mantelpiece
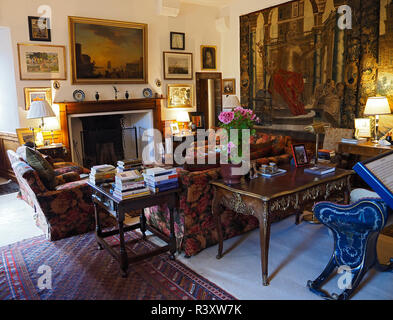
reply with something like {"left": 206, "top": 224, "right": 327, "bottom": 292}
{"left": 113, "top": 86, "right": 119, "bottom": 100}
{"left": 95, "top": 92, "right": 100, "bottom": 102}
{"left": 125, "top": 90, "right": 130, "bottom": 99}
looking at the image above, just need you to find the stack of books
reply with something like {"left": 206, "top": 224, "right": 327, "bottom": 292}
{"left": 143, "top": 167, "right": 178, "bottom": 193}
{"left": 112, "top": 170, "right": 150, "bottom": 200}
{"left": 116, "top": 159, "right": 143, "bottom": 173}
{"left": 318, "top": 149, "right": 336, "bottom": 161}
{"left": 89, "top": 165, "right": 117, "bottom": 185}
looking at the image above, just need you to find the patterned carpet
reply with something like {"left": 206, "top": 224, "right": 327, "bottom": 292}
{"left": 0, "top": 231, "right": 236, "bottom": 300}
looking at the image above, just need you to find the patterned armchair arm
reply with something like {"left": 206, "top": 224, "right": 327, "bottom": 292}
{"left": 54, "top": 171, "right": 81, "bottom": 185}
{"left": 308, "top": 198, "right": 391, "bottom": 300}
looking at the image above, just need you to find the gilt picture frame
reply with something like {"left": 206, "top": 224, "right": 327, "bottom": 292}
{"left": 24, "top": 87, "right": 52, "bottom": 110}
{"left": 68, "top": 16, "right": 148, "bottom": 84}
{"left": 17, "top": 43, "right": 66, "bottom": 80}
{"left": 167, "top": 84, "right": 193, "bottom": 108}
{"left": 201, "top": 45, "right": 217, "bottom": 70}
{"left": 16, "top": 128, "right": 35, "bottom": 146}
{"left": 222, "top": 78, "right": 236, "bottom": 95}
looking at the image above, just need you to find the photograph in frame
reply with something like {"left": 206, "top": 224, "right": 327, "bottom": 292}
{"left": 291, "top": 144, "right": 309, "bottom": 167}
{"left": 163, "top": 52, "right": 193, "bottom": 80}
{"left": 69, "top": 16, "right": 148, "bottom": 84}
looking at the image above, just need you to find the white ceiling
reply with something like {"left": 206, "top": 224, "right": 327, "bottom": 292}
{"left": 181, "top": 0, "right": 233, "bottom": 8}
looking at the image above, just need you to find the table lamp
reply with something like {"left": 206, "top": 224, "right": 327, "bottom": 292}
{"left": 364, "top": 97, "right": 391, "bottom": 144}
{"left": 27, "top": 100, "right": 56, "bottom": 148}
{"left": 43, "top": 117, "right": 60, "bottom": 145}
{"left": 176, "top": 111, "right": 191, "bottom": 135}
{"left": 223, "top": 95, "right": 241, "bottom": 110}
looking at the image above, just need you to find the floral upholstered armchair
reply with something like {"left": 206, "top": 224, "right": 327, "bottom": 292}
{"left": 7, "top": 147, "right": 114, "bottom": 241}
{"left": 144, "top": 133, "right": 293, "bottom": 257}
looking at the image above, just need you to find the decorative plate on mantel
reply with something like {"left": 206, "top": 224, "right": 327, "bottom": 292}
{"left": 143, "top": 88, "right": 153, "bottom": 98}
{"left": 73, "top": 90, "right": 85, "bottom": 102}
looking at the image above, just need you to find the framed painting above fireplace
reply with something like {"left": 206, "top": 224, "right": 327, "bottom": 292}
{"left": 68, "top": 16, "right": 148, "bottom": 84}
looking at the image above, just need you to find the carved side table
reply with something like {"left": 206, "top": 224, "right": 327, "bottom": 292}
{"left": 211, "top": 165, "right": 353, "bottom": 286}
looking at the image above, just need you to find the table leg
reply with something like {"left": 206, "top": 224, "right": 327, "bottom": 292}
{"left": 258, "top": 202, "right": 271, "bottom": 286}
{"left": 140, "top": 209, "right": 147, "bottom": 240}
{"left": 212, "top": 187, "right": 224, "bottom": 259}
{"left": 93, "top": 198, "right": 103, "bottom": 251}
{"left": 118, "top": 219, "right": 128, "bottom": 278}
{"left": 169, "top": 207, "right": 176, "bottom": 260}
{"left": 344, "top": 176, "right": 351, "bottom": 205}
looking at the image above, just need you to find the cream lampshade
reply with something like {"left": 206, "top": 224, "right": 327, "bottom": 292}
{"left": 27, "top": 100, "right": 56, "bottom": 127}
{"left": 223, "top": 95, "right": 241, "bottom": 110}
{"left": 26, "top": 100, "right": 56, "bottom": 148}
{"left": 176, "top": 110, "right": 190, "bottom": 123}
{"left": 364, "top": 97, "right": 391, "bottom": 143}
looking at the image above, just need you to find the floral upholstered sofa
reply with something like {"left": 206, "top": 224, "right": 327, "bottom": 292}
{"left": 144, "top": 133, "right": 293, "bottom": 257}
{"left": 7, "top": 147, "right": 114, "bottom": 241}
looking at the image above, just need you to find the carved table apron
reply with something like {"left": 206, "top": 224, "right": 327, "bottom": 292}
{"left": 211, "top": 170, "right": 353, "bottom": 286}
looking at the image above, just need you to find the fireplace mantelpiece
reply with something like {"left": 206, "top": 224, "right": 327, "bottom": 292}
{"left": 58, "top": 98, "right": 164, "bottom": 152}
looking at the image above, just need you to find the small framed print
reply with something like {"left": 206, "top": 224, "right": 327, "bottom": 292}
{"left": 167, "top": 84, "right": 193, "bottom": 108}
{"left": 170, "top": 122, "right": 180, "bottom": 135}
{"left": 16, "top": 128, "right": 35, "bottom": 146}
{"left": 355, "top": 118, "right": 372, "bottom": 138}
{"left": 201, "top": 45, "right": 217, "bottom": 70}
{"left": 28, "top": 16, "right": 51, "bottom": 42}
{"left": 24, "top": 87, "right": 52, "bottom": 110}
{"left": 189, "top": 112, "right": 205, "bottom": 129}
{"left": 17, "top": 43, "right": 67, "bottom": 80}
{"left": 170, "top": 32, "right": 185, "bottom": 50}
{"left": 291, "top": 144, "right": 309, "bottom": 167}
{"left": 222, "top": 78, "right": 236, "bottom": 95}
{"left": 163, "top": 52, "right": 193, "bottom": 80}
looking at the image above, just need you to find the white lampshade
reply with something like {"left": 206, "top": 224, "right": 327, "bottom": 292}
{"left": 27, "top": 100, "right": 56, "bottom": 120}
{"left": 364, "top": 97, "right": 391, "bottom": 116}
{"left": 43, "top": 117, "right": 60, "bottom": 131}
{"left": 176, "top": 110, "right": 190, "bottom": 123}
{"left": 223, "top": 95, "right": 241, "bottom": 110}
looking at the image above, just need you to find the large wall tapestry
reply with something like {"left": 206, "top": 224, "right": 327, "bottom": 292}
{"left": 378, "top": 0, "right": 393, "bottom": 133}
{"left": 240, "top": 0, "right": 380, "bottom": 130}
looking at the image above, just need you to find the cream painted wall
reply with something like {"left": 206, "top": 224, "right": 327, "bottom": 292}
{"left": 0, "top": 0, "right": 221, "bottom": 131}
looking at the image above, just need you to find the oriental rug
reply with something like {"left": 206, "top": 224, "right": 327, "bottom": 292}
{"left": 0, "top": 231, "right": 236, "bottom": 300}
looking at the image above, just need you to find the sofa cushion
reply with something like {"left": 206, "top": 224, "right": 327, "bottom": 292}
{"left": 25, "top": 147, "right": 57, "bottom": 190}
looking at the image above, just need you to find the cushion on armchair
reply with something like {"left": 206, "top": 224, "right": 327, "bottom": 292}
{"left": 24, "top": 147, "right": 57, "bottom": 190}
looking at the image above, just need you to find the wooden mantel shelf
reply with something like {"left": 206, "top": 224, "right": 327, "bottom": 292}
{"left": 58, "top": 98, "right": 164, "bottom": 152}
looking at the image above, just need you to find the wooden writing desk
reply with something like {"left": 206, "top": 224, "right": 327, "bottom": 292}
{"left": 338, "top": 141, "right": 393, "bottom": 158}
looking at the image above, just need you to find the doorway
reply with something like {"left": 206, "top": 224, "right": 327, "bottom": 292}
{"left": 195, "top": 72, "right": 222, "bottom": 129}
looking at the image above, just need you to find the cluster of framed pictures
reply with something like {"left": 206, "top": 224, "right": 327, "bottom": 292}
{"left": 168, "top": 112, "right": 205, "bottom": 134}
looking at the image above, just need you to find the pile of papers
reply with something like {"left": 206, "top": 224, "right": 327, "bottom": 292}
{"left": 89, "top": 165, "right": 116, "bottom": 185}
{"left": 143, "top": 167, "right": 178, "bottom": 193}
{"left": 112, "top": 170, "right": 150, "bottom": 200}
{"left": 116, "top": 159, "right": 143, "bottom": 173}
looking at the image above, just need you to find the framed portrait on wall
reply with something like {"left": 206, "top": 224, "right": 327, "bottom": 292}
{"left": 167, "top": 84, "right": 193, "bottom": 108}
{"left": 201, "top": 45, "right": 217, "bottom": 70}
{"left": 24, "top": 87, "right": 52, "bottom": 110}
{"left": 163, "top": 52, "right": 193, "bottom": 80}
{"left": 68, "top": 16, "right": 148, "bottom": 84}
{"left": 17, "top": 43, "right": 66, "bottom": 80}
{"left": 170, "top": 32, "right": 185, "bottom": 50}
{"left": 28, "top": 16, "right": 51, "bottom": 42}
